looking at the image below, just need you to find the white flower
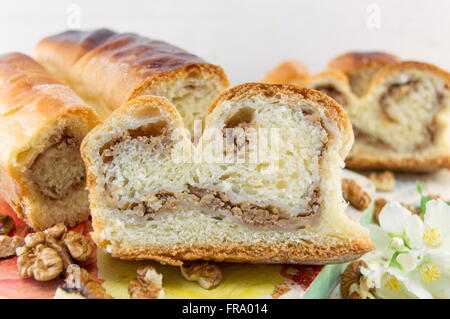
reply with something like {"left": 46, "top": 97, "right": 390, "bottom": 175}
{"left": 359, "top": 199, "right": 450, "bottom": 299}
{"left": 375, "top": 268, "right": 418, "bottom": 299}
{"left": 403, "top": 250, "right": 450, "bottom": 299}
{"left": 422, "top": 200, "right": 450, "bottom": 249}
{"left": 368, "top": 202, "right": 423, "bottom": 261}
{"left": 397, "top": 250, "right": 421, "bottom": 272}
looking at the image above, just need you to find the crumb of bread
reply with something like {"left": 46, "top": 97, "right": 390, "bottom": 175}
{"left": 271, "top": 282, "right": 292, "bottom": 298}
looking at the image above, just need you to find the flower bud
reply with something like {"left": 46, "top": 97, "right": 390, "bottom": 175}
{"left": 390, "top": 237, "right": 404, "bottom": 251}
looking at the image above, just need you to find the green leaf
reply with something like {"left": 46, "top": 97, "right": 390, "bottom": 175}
{"left": 416, "top": 181, "right": 423, "bottom": 195}
{"left": 417, "top": 181, "right": 431, "bottom": 215}
{"left": 420, "top": 196, "right": 432, "bottom": 215}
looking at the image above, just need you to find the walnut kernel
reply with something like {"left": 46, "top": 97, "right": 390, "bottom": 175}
{"left": 180, "top": 262, "right": 223, "bottom": 289}
{"left": 0, "top": 235, "right": 24, "bottom": 258}
{"left": 18, "top": 244, "right": 63, "bottom": 281}
{"left": 63, "top": 231, "right": 93, "bottom": 262}
{"left": 341, "top": 261, "right": 375, "bottom": 299}
{"left": 56, "top": 264, "right": 112, "bottom": 299}
{"left": 16, "top": 223, "right": 94, "bottom": 281}
{"left": 0, "top": 214, "right": 14, "bottom": 235}
{"left": 128, "top": 266, "right": 165, "bottom": 299}
{"left": 342, "top": 178, "right": 371, "bottom": 211}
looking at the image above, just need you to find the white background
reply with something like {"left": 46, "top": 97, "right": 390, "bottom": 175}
{"left": 1, "top": 0, "right": 449, "bottom": 84}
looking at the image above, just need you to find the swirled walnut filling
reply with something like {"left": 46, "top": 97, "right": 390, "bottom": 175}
{"left": 30, "top": 134, "right": 85, "bottom": 200}
{"left": 100, "top": 106, "right": 326, "bottom": 230}
{"left": 108, "top": 185, "right": 320, "bottom": 230}
{"left": 379, "top": 80, "right": 420, "bottom": 123}
{"left": 355, "top": 79, "right": 446, "bottom": 152}
{"left": 313, "top": 85, "right": 348, "bottom": 107}
{"left": 352, "top": 126, "right": 394, "bottom": 151}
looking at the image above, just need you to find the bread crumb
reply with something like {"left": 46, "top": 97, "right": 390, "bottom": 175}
{"left": 271, "top": 282, "right": 291, "bottom": 298}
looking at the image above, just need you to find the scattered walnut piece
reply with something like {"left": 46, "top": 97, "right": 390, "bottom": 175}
{"left": 63, "top": 231, "right": 93, "bottom": 263}
{"left": 180, "top": 262, "right": 223, "bottom": 289}
{"left": 55, "top": 264, "right": 112, "bottom": 299}
{"left": 373, "top": 198, "right": 388, "bottom": 224}
{"left": 0, "top": 235, "right": 24, "bottom": 258}
{"left": 44, "top": 223, "right": 67, "bottom": 240}
{"left": 368, "top": 171, "right": 395, "bottom": 192}
{"left": 427, "top": 194, "right": 443, "bottom": 200}
{"left": 18, "top": 244, "right": 63, "bottom": 281}
{"left": 0, "top": 214, "right": 14, "bottom": 235}
{"left": 16, "top": 223, "right": 94, "bottom": 281}
{"left": 342, "top": 178, "right": 371, "bottom": 211}
{"left": 373, "top": 198, "right": 421, "bottom": 224}
{"left": 129, "top": 266, "right": 165, "bottom": 299}
{"left": 341, "top": 261, "right": 375, "bottom": 299}
{"left": 271, "top": 282, "right": 291, "bottom": 299}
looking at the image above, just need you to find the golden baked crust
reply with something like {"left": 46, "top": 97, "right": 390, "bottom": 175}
{"left": 328, "top": 51, "right": 401, "bottom": 73}
{"left": 346, "top": 155, "right": 450, "bottom": 172}
{"left": 261, "top": 60, "right": 309, "bottom": 85}
{"left": 307, "top": 69, "right": 350, "bottom": 85}
{"left": 368, "top": 60, "right": 450, "bottom": 89}
{"left": 101, "top": 239, "right": 374, "bottom": 266}
{"left": 35, "top": 29, "right": 229, "bottom": 118}
{"left": 0, "top": 53, "right": 99, "bottom": 230}
{"left": 328, "top": 52, "right": 402, "bottom": 97}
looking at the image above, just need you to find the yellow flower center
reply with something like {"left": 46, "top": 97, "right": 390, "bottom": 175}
{"left": 385, "top": 275, "right": 401, "bottom": 291}
{"left": 423, "top": 227, "right": 440, "bottom": 246}
{"left": 421, "top": 264, "right": 441, "bottom": 283}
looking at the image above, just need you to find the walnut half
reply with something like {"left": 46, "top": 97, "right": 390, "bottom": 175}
{"left": 180, "top": 262, "right": 223, "bottom": 289}
{"left": 16, "top": 223, "right": 94, "bottom": 281}
{"left": 342, "top": 178, "right": 371, "bottom": 211}
{"left": 63, "top": 231, "right": 93, "bottom": 262}
{"left": 54, "top": 264, "right": 112, "bottom": 299}
{"left": 128, "top": 266, "right": 165, "bottom": 299}
{"left": 0, "top": 235, "right": 24, "bottom": 258}
{"left": 341, "top": 261, "right": 375, "bottom": 299}
{"left": 0, "top": 214, "right": 14, "bottom": 235}
{"left": 17, "top": 244, "right": 63, "bottom": 281}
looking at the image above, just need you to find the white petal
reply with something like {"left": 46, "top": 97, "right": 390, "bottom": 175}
{"left": 397, "top": 251, "right": 421, "bottom": 272}
{"left": 425, "top": 280, "right": 450, "bottom": 299}
{"left": 426, "top": 250, "right": 450, "bottom": 270}
{"left": 402, "top": 275, "right": 434, "bottom": 299}
{"left": 375, "top": 269, "right": 414, "bottom": 299}
{"left": 379, "top": 202, "right": 411, "bottom": 235}
{"left": 405, "top": 215, "right": 424, "bottom": 249}
{"left": 425, "top": 200, "right": 450, "bottom": 230}
{"left": 368, "top": 225, "right": 392, "bottom": 257}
